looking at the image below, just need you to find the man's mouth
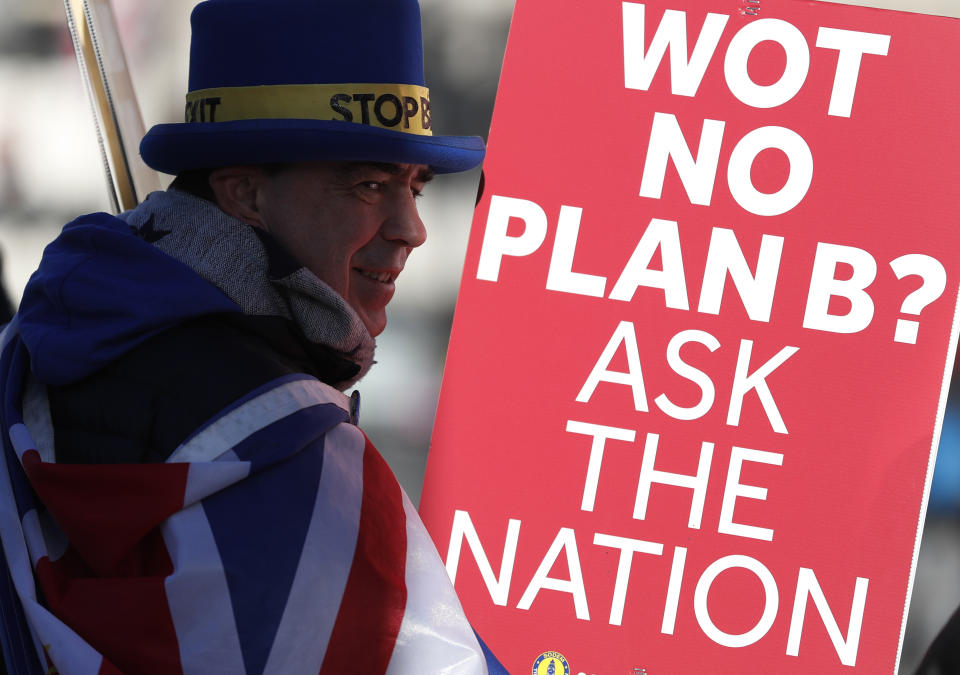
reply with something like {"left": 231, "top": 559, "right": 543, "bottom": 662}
{"left": 356, "top": 268, "right": 397, "bottom": 284}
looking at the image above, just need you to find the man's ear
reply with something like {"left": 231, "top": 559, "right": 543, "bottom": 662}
{"left": 209, "top": 166, "right": 267, "bottom": 227}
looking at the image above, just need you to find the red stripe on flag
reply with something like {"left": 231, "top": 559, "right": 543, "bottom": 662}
{"left": 97, "top": 660, "right": 125, "bottom": 675}
{"left": 22, "top": 449, "right": 188, "bottom": 672}
{"left": 320, "top": 436, "right": 407, "bottom": 674}
{"left": 22, "top": 450, "right": 189, "bottom": 575}
{"left": 36, "top": 544, "right": 183, "bottom": 673}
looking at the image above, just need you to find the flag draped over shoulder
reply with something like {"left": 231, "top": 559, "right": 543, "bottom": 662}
{"left": 0, "top": 319, "right": 499, "bottom": 675}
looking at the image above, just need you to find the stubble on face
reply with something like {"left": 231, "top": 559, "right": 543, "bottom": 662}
{"left": 254, "top": 161, "right": 432, "bottom": 336}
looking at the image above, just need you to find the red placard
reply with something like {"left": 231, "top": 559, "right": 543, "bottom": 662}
{"left": 419, "top": 1, "right": 960, "bottom": 673}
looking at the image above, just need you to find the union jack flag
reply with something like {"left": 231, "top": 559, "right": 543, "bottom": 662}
{"left": 0, "top": 319, "right": 504, "bottom": 674}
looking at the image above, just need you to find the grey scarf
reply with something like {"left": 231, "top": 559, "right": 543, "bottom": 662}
{"left": 120, "top": 189, "right": 376, "bottom": 389}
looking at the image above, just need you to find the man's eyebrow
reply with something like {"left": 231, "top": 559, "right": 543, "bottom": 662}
{"left": 372, "top": 162, "right": 435, "bottom": 184}
{"left": 342, "top": 162, "right": 434, "bottom": 183}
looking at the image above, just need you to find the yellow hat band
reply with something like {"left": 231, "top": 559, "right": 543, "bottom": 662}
{"left": 184, "top": 83, "right": 433, "bottom": 136}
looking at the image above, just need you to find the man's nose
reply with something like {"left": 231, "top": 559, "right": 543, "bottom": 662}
{"left": 383, "top": 192, "right": 427, "bottom": 248}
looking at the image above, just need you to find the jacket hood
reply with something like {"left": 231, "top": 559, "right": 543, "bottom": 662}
{"left": 18, "top": 213, "right": 240, "bottom": 387}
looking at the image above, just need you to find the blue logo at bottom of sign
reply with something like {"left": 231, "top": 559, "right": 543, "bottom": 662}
{"left": 532, "top": 651, "right": 570, "bottom": 675}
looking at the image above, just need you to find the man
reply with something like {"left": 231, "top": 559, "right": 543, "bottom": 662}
{"left": 0, "top": 0, "right": 506, "bottom": 673}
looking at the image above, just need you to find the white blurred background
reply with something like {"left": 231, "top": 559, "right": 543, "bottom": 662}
{"left": 1, "top": 0, "right": 958, "bottom": 671}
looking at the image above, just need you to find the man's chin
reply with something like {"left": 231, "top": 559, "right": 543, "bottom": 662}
{"left": 360, "top": 311, "right": 387, "bottom": 338}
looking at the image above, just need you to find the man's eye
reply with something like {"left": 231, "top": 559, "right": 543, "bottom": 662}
{"left": 360, "top": 181, "right": 382, "bottom": 191}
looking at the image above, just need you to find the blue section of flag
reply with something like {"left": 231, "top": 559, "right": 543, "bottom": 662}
{"left": 202, "top": 417, "right": 328, "bottom": 674}
{"left": 0, "top": 535, "right": 42, "bottom": 675}
{"left": 475, "top": 630, "right": 512, "bottom": 675}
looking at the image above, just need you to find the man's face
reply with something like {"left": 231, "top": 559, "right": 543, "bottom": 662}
{"left": 254, "top": 161, "right": 431, "bottom": 337}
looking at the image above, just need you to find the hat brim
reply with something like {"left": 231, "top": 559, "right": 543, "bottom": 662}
{"left": 139, "top": 119, "right": 486, "bottom": 175}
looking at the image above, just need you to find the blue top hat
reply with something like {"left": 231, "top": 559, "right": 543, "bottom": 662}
{"left": 140, "top": 0, "right": 486, "bottom": 174}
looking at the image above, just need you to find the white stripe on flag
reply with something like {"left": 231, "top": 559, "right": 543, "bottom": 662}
{"left": 20, "top": 510, "right": 47, "bottom": 569}
{"left": 21, "top": 603, "right": 104, "bottom": 675}
{"left": 385, "top": 492, "right": 488, "bottom": 675}
{"left": 181, "top": 460, "right": 252, "bottom": 508}
{"left": 168, "top": 378, "right": 351, "bottom": 463}
{"left": 21, "top": 602, "right": 104, "bottom": 675}
{"left": 9, "top": 423, "right": 34, "bottom": 460}
{"left": 23, "top": 375, "right": 56, "bottom": 464}
{"left": 162, "top": 502, "right": 247, "bottom": 675}
{"left": 262, "top": 422, "right": 365, "bottom": 674}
